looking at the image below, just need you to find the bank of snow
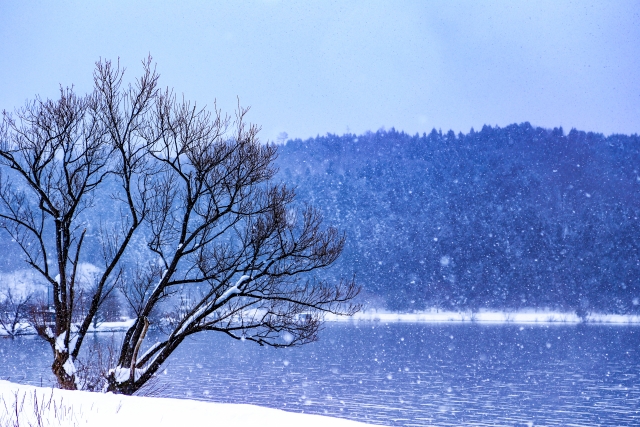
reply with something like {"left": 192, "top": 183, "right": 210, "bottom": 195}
{"left": 0, "top": 380, "right": 375, "bottom": 427}
{"left": 326, "top": 309, "right": 640, "bottom": 324}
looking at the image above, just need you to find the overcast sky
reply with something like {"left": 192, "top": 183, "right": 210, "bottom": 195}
{"left": 1, "top": 1, "right": 639, "bottom": 142}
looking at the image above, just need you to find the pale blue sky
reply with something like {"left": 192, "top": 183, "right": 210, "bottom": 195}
{"left": 1, "top": 1, "right": 639, "bottom": 141}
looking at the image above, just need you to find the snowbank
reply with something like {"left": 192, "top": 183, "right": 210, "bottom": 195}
{"left": 0, "top": 380, "right": 376, "bottom": 427}
{"left": 326, "top": 309, "right": 640, "bottom": 324}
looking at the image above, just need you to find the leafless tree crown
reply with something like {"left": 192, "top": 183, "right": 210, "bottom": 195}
{"left": 0, "top": 56, "right": 359, "bottom": 393}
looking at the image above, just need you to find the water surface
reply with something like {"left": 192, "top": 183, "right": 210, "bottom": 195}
{"left": 1, "top": 323, "right": 638, "bottom": 426}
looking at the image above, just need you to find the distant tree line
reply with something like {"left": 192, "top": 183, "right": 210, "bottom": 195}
{"left": 276, "top": 123, "right": 640, "bottom": 315}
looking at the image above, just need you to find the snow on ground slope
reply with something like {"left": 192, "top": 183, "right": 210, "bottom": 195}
{"left": 0, "top": 380, "right": 378, "bottom": 427}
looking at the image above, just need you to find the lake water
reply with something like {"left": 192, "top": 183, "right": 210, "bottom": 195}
{"left": 1, "top": 323, "right": 638, "bottom": 426}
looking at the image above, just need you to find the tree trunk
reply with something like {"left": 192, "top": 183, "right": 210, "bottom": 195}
{"left": 52, "top": 351, "right": 76, "bottom": 390}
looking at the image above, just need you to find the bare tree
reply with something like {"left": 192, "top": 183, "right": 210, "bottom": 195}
{"left": 0, "top": 288, "right": 33, "bottom": 338}
{"left": 0, "top": 57, "right": 358, "bottom": 393}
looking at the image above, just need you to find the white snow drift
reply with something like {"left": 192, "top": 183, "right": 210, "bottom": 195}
{"left": 0, "top": 380, "right": 376, "bottom": 427}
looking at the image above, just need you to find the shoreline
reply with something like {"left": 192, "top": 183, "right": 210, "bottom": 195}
{"left": 325, "top": 309, "right": 640, "bottom": 325}
{"left": 3, "top": 309, "right": 639, "bottom": 338}
{"left": 0, "top": 318, "right": 136, "bottom": 338}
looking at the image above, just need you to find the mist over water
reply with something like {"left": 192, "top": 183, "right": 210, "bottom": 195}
{"left": 2, "top": 323, "right": 637, "bottom": 426}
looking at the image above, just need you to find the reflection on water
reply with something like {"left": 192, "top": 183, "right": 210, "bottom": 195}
{"left": 1, "top": 323, "right": 638, "bottom": 426}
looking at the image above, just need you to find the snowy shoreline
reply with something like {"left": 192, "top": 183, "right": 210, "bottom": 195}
{"left": 3, "top": 309, "right": 639, "bottom": 338}
{"left": 325, "top": 309, "right": 640, "bottom": 325}
{"left": 0, "top": 380, "right": 375, "bottom": 427}
{"left": 0, "top": 318, "right": 136, "bottom": 337}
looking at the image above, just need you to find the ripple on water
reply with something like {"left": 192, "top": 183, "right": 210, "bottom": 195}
{"left": 0, "top": 323, "right": 638, "bottom": 426}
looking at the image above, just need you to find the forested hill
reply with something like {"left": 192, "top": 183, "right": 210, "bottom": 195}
{"left": 275, "top": 123, "right": 640, "bottom": 314}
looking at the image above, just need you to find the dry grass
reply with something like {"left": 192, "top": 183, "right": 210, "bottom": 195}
{"left": 0, "top": 389, "right": 81, "bottom": 427}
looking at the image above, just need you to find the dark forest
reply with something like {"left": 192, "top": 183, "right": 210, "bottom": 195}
{"left": 277, "top": 123, "right": 640, "bottom": 315}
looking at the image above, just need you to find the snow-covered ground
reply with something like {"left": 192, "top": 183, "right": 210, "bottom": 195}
{"left": 0, "top": 380, "right": 376, "bottom": 427}
{"left": 326, "top": 308, "right": 640, "bottom": 324}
